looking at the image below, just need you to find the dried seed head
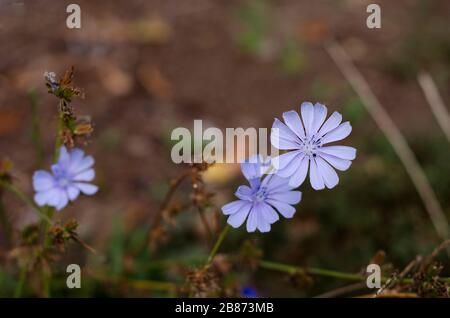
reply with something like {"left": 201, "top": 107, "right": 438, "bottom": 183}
{"left": 184, "top": 267, "right": 221, "bottom": 297}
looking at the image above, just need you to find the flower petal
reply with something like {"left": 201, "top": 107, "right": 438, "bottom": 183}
{"left": 300, "top": 102, "right": 315, "bottom": 135}
{"left": 32, "top": 170, "right": 55, "bottom": 191}
{"left": 309, "top": 159, "right": 325, "bottom": 190}
{"left": 316, "top": 156, "right": 339, "bottom": 189}
{"left": 58, "top": 146, "right": 71, "bottom": 168}
{"left": 51, "top": 164, "right": 63, "bottom": 176}
{"left": 267, "top": 190, "right": 301, "bottom": 204}
{"left": 311, "top": 103, "right": 327, "bottom": 135}
{"left": 73, "top": 169, "right": 95, "bottom": 182}
{"left": 75, "top": 183, "right": 98, "bottom": 195}
{"left": 319, "top": 153, "right": 352, "bottom": 171}
{"left": 282, "top": 110, "right": 305, "bottom": 140}
{"left": 246, "top": 209, "right": 258, "bottom": 232}
{"left": 235, "top": 185, "right": 253, "bottom": 201}
{"left": 277, "top": 155, "right": 303, "bottom": 179}
{"left": 266, "top": 199, "right": 298, "bottom": 218}
{"left": 288, "top": 155, "right": 309, "bottom": 187}
{"left": 222, "top": 200, "right": 249, "bottom": 215}
{"left": 319, "top": 146, "right": 356, "bottom": 160}
{"left": 55, "top": 192, "right": 69, "bottom": 211}
{"left": 71, "top": 155, "right": 95, "bottom": 174}
{"left": 47, "top": 188, "right": 65, "bottom": 207}
{"left": 321, "top": 122, "right": 352, "bottom": 144}
{"left": 34, "top": 190, "right": 52, "bottom": 206}
{"left": 69, "top": 148, "right": 86, "bottom": 171}
{"left": 271, "top": 118, "right": 301, "bottom": 150}
{"left": 265, "top": 175, "right": 293, "bottom": 193}
{"left": 227, "top": 203, "right": 252, "bottom": 228}
{"left": 66, "top": 185, "right": 80, "bottom": 201}
{"left": 257, "top": 211, "right": 271, "bottom": 233}
{"left": 240, "top": 155, "right": 269, "bottom": 182}
{"left": 272, "top": 150, "right": 301, "bottom": 171}
{"left": 317, "top": 111, "right": 342, "bottom": 137}
{"left": 260, "top": 203, "right": 279, "bottom": 224}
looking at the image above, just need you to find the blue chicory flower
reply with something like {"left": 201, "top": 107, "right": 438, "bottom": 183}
{"left": 240, "top": 286, "right": 258, "bottom": 298}
{"left": 271, "top": 102, "right": 356, "bottom": 190}
{"left": 33, "top": 146, "right": 98, "bottom": 211}
{"left": 222, "top": 156, "right": 302, "bottom": 233}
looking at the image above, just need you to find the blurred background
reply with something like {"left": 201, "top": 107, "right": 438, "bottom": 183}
{"left": 0, "top": 0, "right": 449, "bottom": 297}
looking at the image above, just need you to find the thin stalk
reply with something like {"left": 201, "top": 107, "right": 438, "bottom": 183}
{"left": 0, "top": 180, "right": 52, "bottom": 224}
{"left": 90, "top": 271, "right": 177, "bottom": 294}
{"left": 418, "top": 72, "right": 450, "bottom": 144}
{"left": 14, "top": 264, "right": 27, "bottom": 298}
{"left": 259, "top": 260, "right": 450, "bottom": 284}
{"left": 54, "top": 109, "right": 65, "bottom": 162}
{"left": 154, "top": 172, "right": 190, "bottom": 230}
{"left": 206, "top": 224, "right": 230, "bottom": 266}
{"left": 42, "top": 208, "right": 55, "bottom": 247}
{"left": 140, "top": 255, "right": 450, "bottom": 290}
{"left": 71, "top": 234, "right": 97, "bottom": 254}
{"left": 134, "top": 171, "right": 190, "bottom": 255}
{"left": 314, "top": 282, "right": 367, "bottom": 298}
{"left": 326, "top": 41, "right": 449, "bottom": 240}
{"left": 123, "top": 278, "right": 177, "bottom": 292}
{"left": 197, "top": 206, "right": 213, "bottom": 246}
{"left": 41, "top": 208, "right": 55, "bottom": 298}
{"left": 260, "top": 260, "right": 364, "bottom": 281}
{"left": 40, "top": 98, "right": 66, "bottom": 298}
{"left": 41, "top": 269, "right": 51, "bottom": 298}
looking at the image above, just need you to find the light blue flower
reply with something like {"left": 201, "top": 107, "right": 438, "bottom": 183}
{"left": 222, "top": 156, "right": 302, "bottom": 233}
{"left": 271, "top": 102, "right": 356, "bottom": 190}
{"left": 33, "top": 146, "right": 98, "bottom": 211}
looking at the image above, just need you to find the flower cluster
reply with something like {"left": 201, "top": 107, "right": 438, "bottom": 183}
{"left": 222, "top": 102, "right": 356, "bottom": 232}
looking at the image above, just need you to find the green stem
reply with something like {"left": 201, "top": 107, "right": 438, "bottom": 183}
{"left": 0, "top": 182, "right": 54, "bottom": 297}
{"left": 54, "top": 110, "right": 65, "bottom": 162}
{"left": 0, "top": 180, "right": 52, "bottom": 224}
{"left": 259, "top": 260, "right": 450, "bottom": 284}
{"left": 41, "top": 269, "right": 51, "bottom": 298}
{"left": 206, "top": 224, "right": 230, "bottom": 266}
{"left": 149, "top": 256, "right": 450, "bottom": 288}
{"left": 14, "top": 264, "right": 27, "bottom": 298}
{"left": 40, "top": 99, "right": 66, "bottom": 298}
{"left": 121, "top": 278, "right": 177, "bottom": 292}
{"left": 308, "top": 267, "right": 368, "bottom": 281}
{"left": 260, "top": 260, "right": 373, "bottom": 281}
{"left": 145, "top": 255, "right": 450, "bottom": 287}
{"left": 41, "top": 208, "right": 55, "bottom": 298}
{"left": 42, "top": 208, "right": 55, "bottom": 246}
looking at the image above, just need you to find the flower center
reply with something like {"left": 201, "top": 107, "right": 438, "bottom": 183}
{"left": 253, "top": 186, "right": 267, "bottom": 202}
{"left": 55, "top": 171, "right": 71, "bottom": 188}
{"left": 302, "top": 136, "right": 321, "bottom": 157}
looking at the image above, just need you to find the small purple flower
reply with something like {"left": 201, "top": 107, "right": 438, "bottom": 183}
{"left": 222, "top": 156, "right": 302, "bottom": 233}
{"left": 240, "top": 286, "right": 258, "bottom": 298}
{"left": 33, "top": 146, "right": 98, "bottom": 211}
{"left": 271, "top": 102, "right": 356, "bottom": 190}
